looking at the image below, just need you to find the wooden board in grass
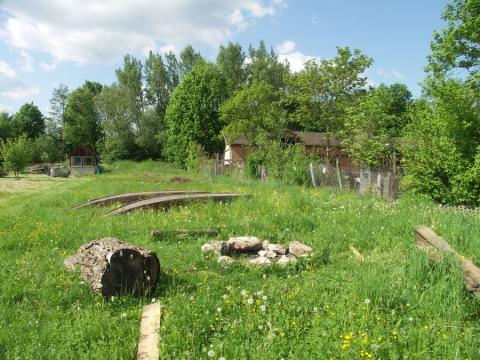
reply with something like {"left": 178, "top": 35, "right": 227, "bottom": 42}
{"left": 415, "top": 225, "right": 480, "bottom": 299}
{"left": 151, "top": 228, "right": 220, "bottom": 239}
{"left": 104, "top": 193, "right": 249, "bottom": 216}
{"left": 137, "top": 302, "right": 162, "bottom": 360}
{"left": 69, "top": 190, "right": 210, "bottom": 210}
{"left": 64, "top": 237, "right": 160, "bottom": 298}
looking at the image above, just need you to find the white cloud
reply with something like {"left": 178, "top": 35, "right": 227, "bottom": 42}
{"left": 0, "top": 60, "right": 40, "bottom": 100}
{"left": 0, "top": 0, "right": 285, "bottom": 65}
{"left": 19, "top": 49, "right": 34, "bottom": 72}
{"left": 276, "top": 40, "right": 320, "bottom": 72}
{"left": 376, "top": 68, "right": 405, "bottom": 80}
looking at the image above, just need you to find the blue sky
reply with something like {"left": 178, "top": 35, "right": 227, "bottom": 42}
{"left": 0, "top": 0, "right": 449, "bottom": 115}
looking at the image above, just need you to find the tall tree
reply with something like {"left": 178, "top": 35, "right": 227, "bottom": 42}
{"left": 428, "top": 0, "right": 480, "bottom": 79}
{"left": 47, "top": 84, "right": 69, "bottom": 137}
{"left": 220, "top": 81, "right": 287, "bottom": 145}
{"left": 287, "top": 47, "right": 373, "bottom": 133}
{"left": 342, "top": 83, "right": 412, "bottom": 166}
{"left": 246, "top": 41, "right": 290, "bottom": 89}
{"left": 12, "top": 103, "right": 45, "bottom": 139}
{"left": 216, "top": 43, "right": 246, "bottom": 97}
{"left": 0, "top": 112, "right": 14, "bottom": 142}
{"left": 165, "top": 63, "right": 226, "bottom": 167}
{"left": 144, "top": 51, "right": 169, "bottom": 118}
{"left": 63, "top": 82, "right": 103, "bottom": 154}
{"left": 165, "top": 51, "right": 180, "bottom": 95}
{"left": 179, "top": 45, "right": 204, "bottom": 77}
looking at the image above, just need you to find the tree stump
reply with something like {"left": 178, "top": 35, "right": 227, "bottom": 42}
{"left": 65, "top": 237, "right": 160, "bottom": 297}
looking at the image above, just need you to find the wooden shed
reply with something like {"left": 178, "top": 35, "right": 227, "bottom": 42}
{"left": 69, "top": 144, "right": 97, "bottom": 176}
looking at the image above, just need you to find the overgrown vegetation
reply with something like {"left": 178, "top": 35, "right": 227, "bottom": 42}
{"left": 1, "top": 161, "right": 480, "bottom": 359}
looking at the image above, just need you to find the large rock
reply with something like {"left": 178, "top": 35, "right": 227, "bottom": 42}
{"left": 228, "top": 236, "right": 263, "bottom": 253}
{"left": 201, "top": 240, "right": 229, "bottom": 255}
{"left": 288, "top": 241, "right": 313, "bottom": 257}
{"left": 263, "top": 241, "right": 287, "bottom": 255}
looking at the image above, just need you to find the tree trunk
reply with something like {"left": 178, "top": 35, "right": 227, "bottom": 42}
{"left": 64, "top": 237, "right": 160, "bottom": 298}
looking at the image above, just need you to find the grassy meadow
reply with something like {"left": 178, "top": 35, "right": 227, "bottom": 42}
{"left": 1, "top": 161, "right": 480, "bottom": 359}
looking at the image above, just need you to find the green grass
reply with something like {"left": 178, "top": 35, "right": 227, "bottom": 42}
{"left": 1, "top": 160, "right": 480, "bottom": 359}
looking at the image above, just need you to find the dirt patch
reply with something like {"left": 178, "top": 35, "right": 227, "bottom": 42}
{"left": 169, "top": 176, "right": 192, "bottom": 183}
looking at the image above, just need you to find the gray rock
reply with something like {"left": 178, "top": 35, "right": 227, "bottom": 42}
{"left": 228, "top": 236, "right": 263, "bottom": 253}
{"left": 288, "top": 241, "right": 313, "bottom": 257}
{"left": 217, "top": 256, "right": 234, "bottom": 265}
{"left": 201, "top": 240, "right": 229, "bottom": 255}
{"left": 277, "top": 255, "right": 297, "bottom": 266}
{"left": 249, "top": 256, "right": 271, "bottom": 265}
{"left": 263, "top": 241, "right": 287, "bottom": 255}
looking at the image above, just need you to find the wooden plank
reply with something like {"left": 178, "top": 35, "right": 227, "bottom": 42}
{"left": 349, "top": 245, "right": 365, "bottom": 262}
{"left": 104, "top": 193, "right": 249, "bottom": 216}
{"left": 414, "top": 225, "right": 480, "bottom": 298}
{"left": 152, "top": 228, "right": 219, "bottom": 238}
{"left": 137, "top": 302, "right": 162, "bottom": 360}
{"left": 69, "top": 191, "right": 208, "bottom": 210}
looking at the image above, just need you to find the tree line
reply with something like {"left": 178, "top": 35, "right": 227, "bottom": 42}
{"left": 1, "top": 0, "right": 479, "bottom": 206}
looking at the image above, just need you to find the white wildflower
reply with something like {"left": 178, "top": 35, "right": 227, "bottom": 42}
{"left": 207, "top": 349, "right": 215, "bottom": 357}
{"left": 247, "top": 298, "right": 254, "bottom": 305}
{"left": 241, "top": 290, "right": 247, "bottom": 297}
{"left": 260, "top": 305, "right": 266, "bottom": 312}
{"left": 364, "top": 298, "right": 371, "bottom": 305}
{"left": 217, "top": 308, "right": 222, "bottom": 313}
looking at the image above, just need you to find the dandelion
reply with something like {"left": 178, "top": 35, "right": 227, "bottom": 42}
{"left": 190, "top": 296, "right": 195, "bottom": 301}
{"left": 247, "top": 298, "right": 254, "bottom": 305}
{"left": 241, "top": 290, "right": 247, "bottom": 297}
{"left": 408, "top": 317, "right": 414, "bottom": 322}
{"left": 262, "top": 295, "right": 268, "bottom": 301}
{"left": 217, "top": 308, "right": 222, "bottom": 313}
{"left": 364, "top": 298, "right": 371, "bottom": 305}
{"left": 258, "top": 325, "right": 263, "bottom": 330}
{"left": 202, "top": 347, "right": 207, "bottom": 352}
{"left": 260, "top": 305, "right": 266, "bottom": 312}
{"left": 222, "top": 294, "right": 228, "bottom": 300}
{"left": 207, "top": 349, "right": 215, "bottom": 357}
{"left": 121, "top": 312, "right": 127, "bottom": 318}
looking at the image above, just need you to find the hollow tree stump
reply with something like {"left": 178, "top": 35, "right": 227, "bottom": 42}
{"left": 64, "top": 237, "right": 160, "bottom": 297}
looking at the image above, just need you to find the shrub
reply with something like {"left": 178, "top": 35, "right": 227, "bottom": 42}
{"left": 0, "top": 135, "right": 31, "bottom": 178}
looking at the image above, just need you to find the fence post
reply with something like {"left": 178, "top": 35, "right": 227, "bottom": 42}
{"left": 309, "top": 162, "right": 317, "bottom": 188}
{"left": 336, "top": 158, "right": 343, "bottom": 190}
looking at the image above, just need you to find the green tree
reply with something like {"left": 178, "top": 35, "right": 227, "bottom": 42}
{"left": 0, "top": 135, "right": 31, "bottom": 178}
{"left": 220, "top": 81, "right": 287, "bottom": 145}
{"left": 428, "top": 0, "right": 480, "bottom": 80}
{"left": 165, "top": 51, "right": 180, "bottom": 95}
{"left": 179, "top": 45, "right": 204, "bottom": 77}
{"left": 342, "top": 83, "right": 412, "bottom": 166}
{"left": 246, "top": 41, "right": 289, "bottom": 89}
{"left": 287, "top": 47, "right": 373, "bottom": 133}
{"left": 12, "top": 103, "right": 45, "bottom": 139}
{"left": 217, "top": 43, "right": 246, "bottom": 97}
{"left": 145, "top": 51, "right": 169, "bottom": 117}
{"left": 47, "top": 84, "right": 69, "bottom": 137}
{"left": 0, "top": 112, "right": 14, "bottom": 142}
{"left": 402, "top": 80, "right": 480, "bottom": 205}
{"left": 63, "top": 82, "right": 103, "bottom": 155}
{"left": 165, "top": 63, "right": 226, "bottom": 167}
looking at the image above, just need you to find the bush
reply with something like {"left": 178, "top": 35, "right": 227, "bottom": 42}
{"left": 0, "top": 135, "right": 31, "bottom": 178}
{"left": 31, "top": 135, "right": 65, "bottom": 163}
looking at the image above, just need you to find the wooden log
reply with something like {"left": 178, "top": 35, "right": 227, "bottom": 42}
{"left": 151, "top": 228, "right": 220, "bottom": 238}
{"left": 349, "top": 245, "right": 365, "bottom": 262}
{"left": 414, "top": 225, "right": 480, "bottom": 299}
{"left": 137, "top": 302, "right": 162, "bottom": 360}
{"left": 69, "top": 190, "right": 209, "bottom": 210}
{"left": 64, "top": 237, "right": 160, "bottom": 298}
{"left": 104, "top": 193, "right": 249, "bottom": 216}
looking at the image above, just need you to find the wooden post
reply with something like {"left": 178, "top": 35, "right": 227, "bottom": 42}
{"left": 415, "top": 225, "right": 480, "bottom": 299}
{"left": 309, "top": 162, "right": 317, "bottom": 188}
{"left": 336, "top": 158, "right": 343, "bottom": 190}
{"left": 137, "top": 302, "right": 162, "bottom": 360}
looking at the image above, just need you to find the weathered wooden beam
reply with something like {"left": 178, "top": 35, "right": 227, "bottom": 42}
{"left": 152, "top": 228, "right": 220, "bottom": 238}
{"left": 104, "top": 193, "right": 249, "bottom": 216}
{"left": 69, "top": 190, "right": 209, "bottom": 210}
{"left": 349, "top": 245, "right": 365, "bottom": 262}
{"left": 414, "top": 225, "right": 480, "bottom": 299}
{"left": 137, "top": 302, "right": 162, "bottom": 360}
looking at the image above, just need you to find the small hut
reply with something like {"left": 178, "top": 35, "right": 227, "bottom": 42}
{"left": 69, "top": 144, "right": 97, "bottom": 176}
